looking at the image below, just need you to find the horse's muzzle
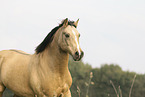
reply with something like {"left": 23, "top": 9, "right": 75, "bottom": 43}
{"left": 73, "top": 51, "right": 84, "bottom": 61}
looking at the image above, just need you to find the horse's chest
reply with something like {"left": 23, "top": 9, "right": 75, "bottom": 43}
{"left": 42, "top": 78, "right": 71, "bottom": 97}
{"left": 42, "top": 83, "right": 69, "bottom": 97}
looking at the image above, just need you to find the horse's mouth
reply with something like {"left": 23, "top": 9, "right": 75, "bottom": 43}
{"left": 73, "top": 56, "right": 81, "bottom": 61}
{"left": 73, "top": 51, "right": 84, "bottom": 61}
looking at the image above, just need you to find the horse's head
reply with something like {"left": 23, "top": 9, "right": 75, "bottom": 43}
{"left": 57, "top": 18, "right": 84, "bottom": 61}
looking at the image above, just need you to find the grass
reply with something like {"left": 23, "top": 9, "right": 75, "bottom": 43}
{"left": 110, "top": 74, "right": 136, "bottom": 97}
{"left": 77, "top": 72, "right": 94, "bottom": 97}
{"left": 77, "top": 73, "right": 136, "bottom": 97}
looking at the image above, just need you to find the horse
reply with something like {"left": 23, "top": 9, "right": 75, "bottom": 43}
{"left": 0, "top": 18, "right": 84, "bottom": 97}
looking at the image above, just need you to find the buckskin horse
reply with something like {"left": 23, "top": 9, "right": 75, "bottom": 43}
{"left": 0, "top": 18, "right": 84, "bottom": 97}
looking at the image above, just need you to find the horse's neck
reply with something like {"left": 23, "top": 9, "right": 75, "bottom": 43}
{"left": 34, "top": 44, "right": 69, "bottom": 76}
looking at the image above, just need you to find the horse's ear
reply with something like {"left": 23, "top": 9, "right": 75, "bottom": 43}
{"left": 63, "top": 18, "right": 68, "bottom": 27}
{"left": 74, "top": 19, "right": 79, "bottom": 27}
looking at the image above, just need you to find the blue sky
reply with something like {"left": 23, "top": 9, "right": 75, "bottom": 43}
{"left": 0, "top": 0, "right": 145, "bottom": 73}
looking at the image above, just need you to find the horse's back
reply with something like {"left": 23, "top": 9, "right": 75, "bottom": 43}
{"left": 0, "top": 50, "right": 31, "bottom": 71}
{"left": 0, "top": 50, "right": 34, "bottom": 97}
{"left": 0, "top": 49, "right": 30, "bottom": 57}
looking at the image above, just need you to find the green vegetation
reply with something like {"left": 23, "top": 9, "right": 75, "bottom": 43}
{"left": 3, "top": 58, "right": 145, "bottom": 97}
{"left": 68, "top": 58, "right": 145, "bottom": 97}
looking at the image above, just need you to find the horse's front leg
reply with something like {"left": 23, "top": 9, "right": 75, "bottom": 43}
{"left": 63, "top": 90, "right": 71, "bottom": 97}
{"left": 0, "top": 83, "right": 5, "bottom": 97}
{"left": 35, "top": 94, "right": 47, "bottom": 97}
{"left": 13, "top": 94, "right": 19, "bottom": 97}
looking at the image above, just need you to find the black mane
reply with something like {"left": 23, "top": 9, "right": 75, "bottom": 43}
{"left": 35, "top": 19, "right": 76, "bottom": 54}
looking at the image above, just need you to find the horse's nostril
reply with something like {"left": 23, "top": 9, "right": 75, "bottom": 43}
{"left": 75, "top": 51, "right": 79, "bottom": 56}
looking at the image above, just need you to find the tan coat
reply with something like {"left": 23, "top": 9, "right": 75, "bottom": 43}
{"left": 0, "top": 18, "right": 83, "bottom": 97}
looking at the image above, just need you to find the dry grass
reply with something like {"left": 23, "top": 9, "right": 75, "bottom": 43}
{"left": 110, "top": 74, "right": 136, "bottom": 97}
{"left": 77, "top": 73, "right": 136, "bottom": 97}
{"left": 77, "top": 86, "right": 81, "bottom": 97}
{"left": 77, "top": 72, "right": 94, "bottom": 97}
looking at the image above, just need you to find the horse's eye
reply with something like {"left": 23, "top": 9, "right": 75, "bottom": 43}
{"left": 65, "top": 34, "right": 70, "bottom": 38}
